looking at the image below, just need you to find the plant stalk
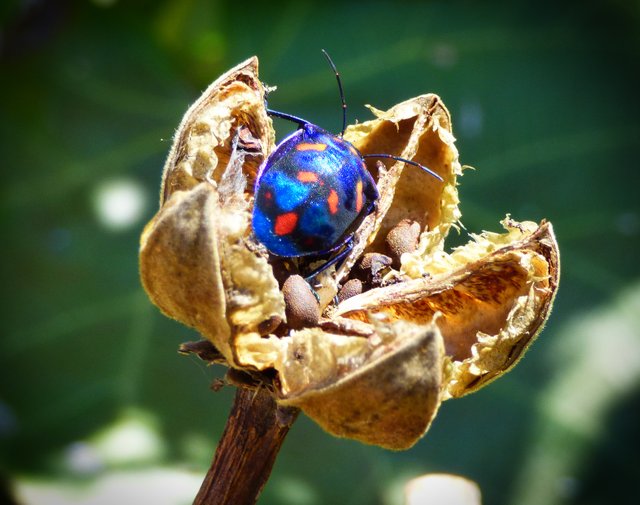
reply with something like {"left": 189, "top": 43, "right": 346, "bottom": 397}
{"left": 193, "top": 386, "right": 298, "bottom": 505}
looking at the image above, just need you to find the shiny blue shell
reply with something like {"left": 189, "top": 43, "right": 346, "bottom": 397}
{"left": 252, "top": 123, "right": 378, "bottom": 257}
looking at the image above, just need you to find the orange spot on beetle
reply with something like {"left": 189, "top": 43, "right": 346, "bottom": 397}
{"left": 296, "top": 143, "right": 327, "bottom": 152}
{"left": 355, "top": 180, "right": 363, "bottom": 212}
{"left": 297, "top": 171, "right": 318, "bottom": 182}
{"left": 327, "top": 190, "right": 339, "bottom": 215}
{"left": 274, "top": 212, "right": 298, "bottom": 236}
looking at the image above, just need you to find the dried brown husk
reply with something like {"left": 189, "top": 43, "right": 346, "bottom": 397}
{"left": 139, "top": 58, "right": 285, "bottom": 369}
{"left": 334, "top": 218, "right": 559, "bottom": 399}
{"left": 139, "top": 57, "right": 560, "bottom": 449}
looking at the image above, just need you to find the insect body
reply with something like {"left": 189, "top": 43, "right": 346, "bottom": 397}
{"left": 251, "top": 50, "right": 442, "bottom": 277}
{"left": 252, "top": 123, "right": 378, "bottom": 258}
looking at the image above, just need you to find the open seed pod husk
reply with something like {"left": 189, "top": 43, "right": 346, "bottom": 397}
{"left": 140, "top": 57, "right": 559, "bottom": 450}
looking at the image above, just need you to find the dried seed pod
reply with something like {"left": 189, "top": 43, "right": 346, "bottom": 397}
{"left": 140, "top": 57, "right": 560, "bottom": 450}
{"left": 335, "top": 218, "right": 560, "bottom": 398}
{"left": 277, "top": 323, "right": 444, "bottom": 449}
{"left": 159, "top": 58, "right": 272, "bottom": 203}
{"left": 139, "top": 58, "right": 286, "bottom": 370}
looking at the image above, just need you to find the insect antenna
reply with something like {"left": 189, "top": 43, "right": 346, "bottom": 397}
{"left": 321, "top": 49, "right": 347, "bottom": 137}
{"left": 266, "top": 109, "right": 309, "bottom": 129}
{"left": 362, "top": 153, "right": 444, "bottom": 182}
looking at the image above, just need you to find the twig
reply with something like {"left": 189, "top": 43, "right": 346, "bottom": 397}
{"left": 194, "top": 386, "right": 299, "bottom": 505}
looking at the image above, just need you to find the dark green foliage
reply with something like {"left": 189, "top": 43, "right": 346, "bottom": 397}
{"left": 1, "top": 1, "right": 638, "bottom": 504}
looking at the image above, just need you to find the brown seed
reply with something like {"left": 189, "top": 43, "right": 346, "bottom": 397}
{"left": 282, "top": 275, "right": 320, "bottom": 329}
{"left": 258, "top": 315, "right": 283, "bottom": 335}
{"left": 386, "top": 218, "right": 422, "bottom": 268}
{"left": 352, "top": 252, "right": 393, "bottom": 287}
{"left": 337, "top": 278, "right": 363, "bottom": 303}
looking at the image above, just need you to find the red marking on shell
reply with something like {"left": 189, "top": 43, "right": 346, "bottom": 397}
{"left": 297, "top": 171, "right": 318, "bottom": 182}
{"left": 328, "top": 190, "right": 339, "bottom": 215}
{"left": 355, "top": 180, "right": 363, "bottom": 212}
{"left": 265, "top": 191, "right": 272, "bottom": 200}
{"left": 274, "top": 212, "right": 298, "bottom": 236}
{"left": 296, "top": 142, "right": 327, "bottom": 151}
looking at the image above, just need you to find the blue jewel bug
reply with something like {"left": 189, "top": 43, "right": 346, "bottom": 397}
{"left": 252, "top": 50, "right": 443, "bottom": 279}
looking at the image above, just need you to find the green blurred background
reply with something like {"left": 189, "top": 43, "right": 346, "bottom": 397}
{"left": 1, "top": 1, "right": 639, "bottom": 504}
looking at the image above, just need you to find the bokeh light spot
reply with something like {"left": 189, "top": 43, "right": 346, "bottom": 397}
{"left": 93, "top": 178, "right": 148, "bottom": 231}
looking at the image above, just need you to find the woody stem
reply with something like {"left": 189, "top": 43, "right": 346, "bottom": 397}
{"left": 193, "top": 386, "right": 299, "bottom": 505}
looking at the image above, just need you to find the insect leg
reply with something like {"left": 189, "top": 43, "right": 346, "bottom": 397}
{"left": 304, "top": 237, "right": 355, "bottom": 282}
